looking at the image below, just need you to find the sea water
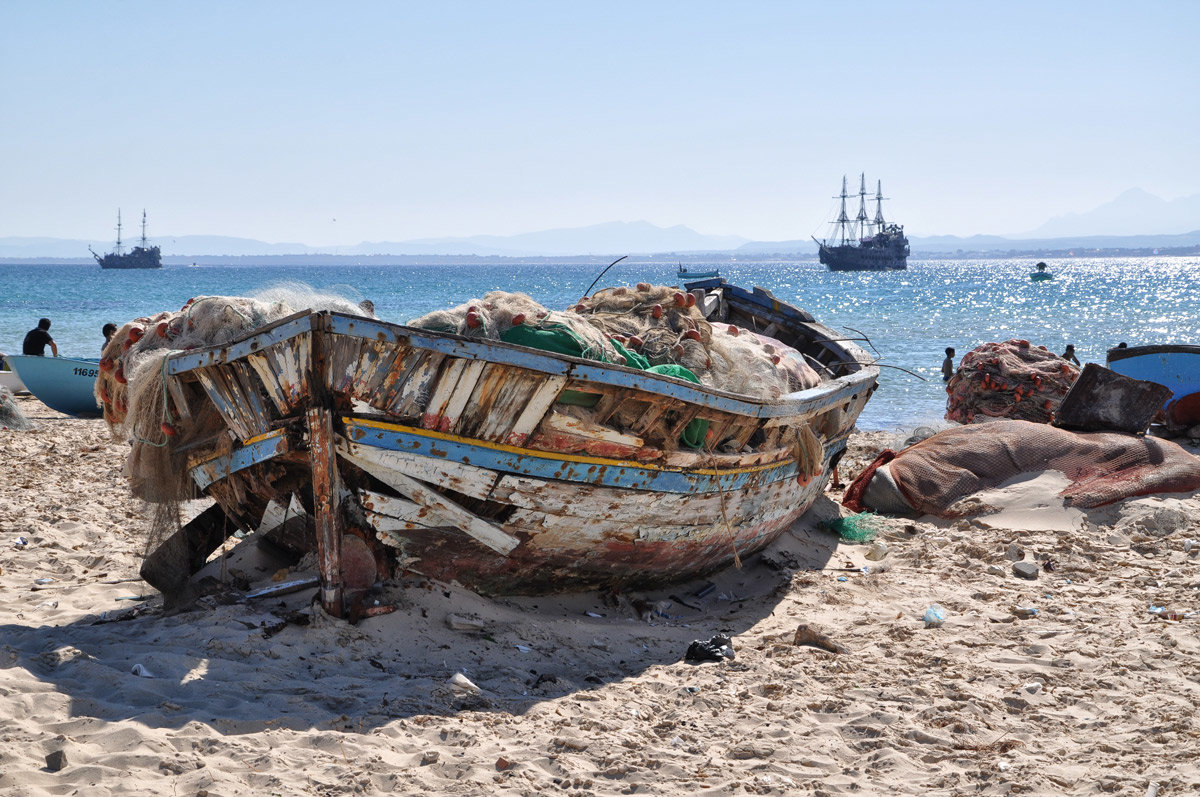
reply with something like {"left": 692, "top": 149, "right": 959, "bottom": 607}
{"left": 2, "top": 256, "right": 1196, "bottom": 431}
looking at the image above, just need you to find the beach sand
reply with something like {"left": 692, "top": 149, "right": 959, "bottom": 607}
{"left": 3, "top": 393, "right": 1199, "bottom": 796}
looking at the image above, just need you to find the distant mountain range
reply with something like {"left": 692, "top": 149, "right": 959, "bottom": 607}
{"left": 3, "top": 190, "right": 1198, "bottom": 260}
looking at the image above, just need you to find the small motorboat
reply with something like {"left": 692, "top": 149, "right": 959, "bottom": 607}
{"left": 1030, "top": 261, "right": 1053, "bottom": 281}
{"left": 1106, "top": 344, "right": 1200, "bottom": 427}
{"left": 677, "top": 265, "right": 720, "bottom": 280}
{"left": 5, "top": 355, "right": 102, "bottom": 417}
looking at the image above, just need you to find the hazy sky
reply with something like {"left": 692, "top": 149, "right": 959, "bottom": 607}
{"left": 3, "top": 1, "right": 1196, "bottom": 245}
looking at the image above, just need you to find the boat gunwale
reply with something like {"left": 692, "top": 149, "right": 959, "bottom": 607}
{"left": 1105, "top": 344, "right": 1200, "bottom": 365}
{"left": 163, "top": 294, "right": 879, "bottom": 420}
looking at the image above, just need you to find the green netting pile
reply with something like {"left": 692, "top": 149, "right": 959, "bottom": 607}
{"left": 820, "top": 512, "right": 879, "bottom": 543}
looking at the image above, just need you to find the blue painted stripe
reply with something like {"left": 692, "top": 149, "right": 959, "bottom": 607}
{"left": 189, "top": 429, "right": 291, "bottom": 490}
{"left": 344, "top": 418, "right": 815, "bottom": 494}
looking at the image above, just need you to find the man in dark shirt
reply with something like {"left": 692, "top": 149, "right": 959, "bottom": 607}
{"left": 22, "top": 318, "right": 58, "bottom": 357}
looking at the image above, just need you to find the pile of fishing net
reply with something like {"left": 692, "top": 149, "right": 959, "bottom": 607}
{"left": 98, "top": 285, "right": 370, "bottom": 507}
{"left": 945, "top": 339, "right": 1079, "bottom": 424}
{"left": 843, "top": 418, "right": 1200, "bottom": 518}
{"left": 406, "top": 284, "right": 820, "bottom": 400}
{"left": 0, "top": 386, "right": 32, "bottom": 431}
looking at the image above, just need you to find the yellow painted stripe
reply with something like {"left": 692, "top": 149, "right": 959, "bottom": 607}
{"left": 344, "top": 416, "right": 791, "bottom": 477}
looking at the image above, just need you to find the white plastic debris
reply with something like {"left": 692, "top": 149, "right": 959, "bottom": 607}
{"left": 448, "top": 672, "right": 480, "bottom": 694}
{"left": 130, "top": 663, "right": 155, "bottom": 678}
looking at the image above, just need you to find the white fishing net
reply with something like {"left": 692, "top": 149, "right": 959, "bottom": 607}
{"left": 407, "top": 284, "right": 820, "bottom": 399}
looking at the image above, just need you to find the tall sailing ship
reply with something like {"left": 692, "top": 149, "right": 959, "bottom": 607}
{"left": 90, "top": 209, "right": 162, "bottom": 270}
{"left": 814, "top": 174, "right": 908, "bottom": 271}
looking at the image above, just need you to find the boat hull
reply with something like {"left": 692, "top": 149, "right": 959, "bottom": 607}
{"left": 1107, "top": 344, "right": 1200, "bottom": 426}
{"left": 95, "top": 246, "right": 162, "bottom": 269}
{"left": 6, "top": 356, "right": 102, "bottom": 417}
{"left": 148, "top": 281, "right": 877, "bottom": 603}
{"left": 0, "top": 369, "right": 26, "bottom": 393}
{"left": 818, "top": 243, "right": 907, "bottom": 271}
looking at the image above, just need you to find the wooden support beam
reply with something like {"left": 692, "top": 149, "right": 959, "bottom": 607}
{"left": 307, "top": 405, "right": 345, "bottom": 617}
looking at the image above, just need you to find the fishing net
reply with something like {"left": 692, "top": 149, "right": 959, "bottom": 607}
{"left": 821, "top": 512, "right": 879, "bottom": 543}
{"left": 407, "top": 284, "right": 820, "bottom": 400}
{"left": 0, "top": 386, "right": 33, "bottom": 431}
{"left": 843, "top": 419, "right": 1200, "bottom": 517}
{"left": 945, "top": 339, "right": 1079, "bottom": 424}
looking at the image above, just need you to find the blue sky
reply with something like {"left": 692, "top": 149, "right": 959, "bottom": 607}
{"left": 2, "top": 1, "right": 1196, "bottom": 245}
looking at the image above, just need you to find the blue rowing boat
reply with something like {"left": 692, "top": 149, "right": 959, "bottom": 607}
{"left": 5, "top": 355, "right": 102, "bottom": 417}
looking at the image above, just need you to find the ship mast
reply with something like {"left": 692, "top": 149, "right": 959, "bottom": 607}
{"left": 873, "top": 180, "right": 888, "bottom": 227}
{"left": 114, "top": 209, "right": 124, "bottom": 255}
{"left": 855, "top": 173, "right": 870, "bottom": 241}
{"left": 140, "top": 209, "right": 149, "bottom": 248}
{"left": 833, "top": 175, "right": 852, "bottom": 246}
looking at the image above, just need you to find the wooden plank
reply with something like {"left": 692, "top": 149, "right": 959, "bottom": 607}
{"left": 420, "top": 358, "right": 467, "bottom": 429}
{"left": 194, "top": 368, "right": 255, "bottom": 441}
{"left": 359, "top": 491, "right": 429, "bottom": 523}
{"left": 375, "top": 344, "right": 420, "bottom": 409}
{"left": 163, "top": 373, "right": 193, "bottom": 420}
{"left": 503, "top": 498, "right": 805, "bottom": 546}
{"left": 458, "top": 366, "right": 535, "bottom": 441}
{"left": 630, "top": 399, "right": 669, "bottom": 436}
{"left": 436, "top": 359, "right": 487, "bottom": 433}
{"left": 246, "top": 350, "right": 293, "bottom": 415}
{"left": 388, "top": 350, "right": 445, "bottom": 418}
{"left": 338, "top": 438, "right": 500, "bottom": 502}
{"left": 541, "top": 411, "right": 644, "bottom": 448}
{"left": 231, "top": 360, "right": 273, "bottom": 434}
{"left": 504, "top": 374, "right": 568, "bottom": 446}
{"left": 488, "top": 471, "right": 807, "bottom": 528}
{"left": 347, "top": 449, "right": 518, "bottom": 555}
{"left": 307, "top": 405, "right": 345, "bottom": 617}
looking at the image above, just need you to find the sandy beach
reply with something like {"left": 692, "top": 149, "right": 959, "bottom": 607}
{"left": 3, "top": 392, "right": 1199, "bottom": 796}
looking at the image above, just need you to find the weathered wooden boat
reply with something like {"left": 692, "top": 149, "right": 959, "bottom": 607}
{"left": 147, "top": 278, "right": 878, "bottom": 616}
{"left": 1106, "top": 343, "right": 1200, "bottom": 427}
{"left": 5, "top": 355, "right": 101, "bottom": 416}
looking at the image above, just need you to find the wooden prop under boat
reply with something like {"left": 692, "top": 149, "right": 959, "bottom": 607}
{"left": 147, "top": 279, "right": 878, "bottom": 617}
{"left": 5, "top": 355, "right": 102, "bottom": 416}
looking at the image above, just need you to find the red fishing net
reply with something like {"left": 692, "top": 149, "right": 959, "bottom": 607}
{"left": 945, "top": 339, "right": 1079, "bottom": 424}
{"left": 844, "top": 419, "right": 1200, "bottom": 517}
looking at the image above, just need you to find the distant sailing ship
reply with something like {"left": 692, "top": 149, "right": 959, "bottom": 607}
{"left": 814, "top": 175, "right": 908, "bottom": 271}
{"left": 90, "top": 209, "right": 162, "bottom": 269}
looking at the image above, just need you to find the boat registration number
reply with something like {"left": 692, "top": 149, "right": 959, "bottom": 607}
{"left": 73, "top": 366, "right": 99, "bottom": 378}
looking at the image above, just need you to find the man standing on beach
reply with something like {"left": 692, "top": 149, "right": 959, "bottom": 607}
{"left": 942, "top": 347, "right": 956, "bottom": 382}
{"left": 22, "top": 318, "right": 58, "bottom": 357}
